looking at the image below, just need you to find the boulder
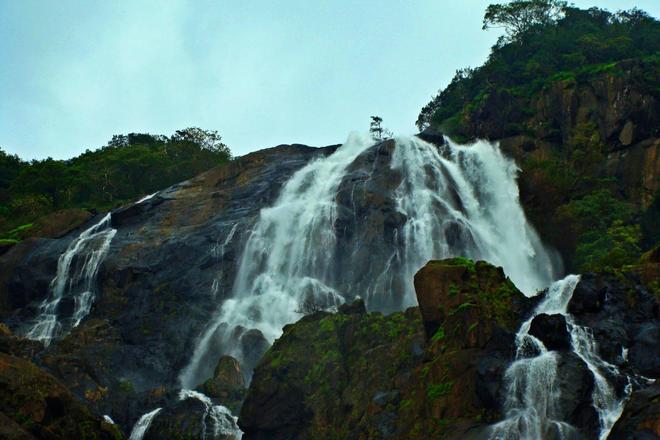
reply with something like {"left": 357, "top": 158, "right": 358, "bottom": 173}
{"left": 416, "top": 128, "right": 446, "bottom": 146}
{"left": 528, "top": 313, "right": 572, "bottom": 351}
{"left": 413, "top": 258, "right": 533, "bottom": 345}
{"left": 629, "top": 323, "right": 660, "bottom": 377}
{"left": 610, "top": 383, "right": 660, "bottom": 440}
{"left": 239, "top": 306, "right": 425, "bottom": 439}
{"left": 144, "top": 393, "right": 240, "bottom": 440}
{"left": 199, "top": 356, "right": 246, "bottom": 412}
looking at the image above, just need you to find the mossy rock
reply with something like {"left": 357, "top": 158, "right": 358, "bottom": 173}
{"left": 0, "top": 353, "right": 123, "bottom": 440}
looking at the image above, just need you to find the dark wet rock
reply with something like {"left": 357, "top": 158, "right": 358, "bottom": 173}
{"left": 629, "top": 323, "right": 660, "bottom": 377}
{"left": 610, "top": 383, "right": 660, "bottom": 440}
{"left": 568, "top": 279, "right": 606, "bottom": 315}
{"left": 529, "top": 313, "right": 571, "bottom": 351}
{"left": 0, "top": 353, "right": 123, "bottom": 440}
{"left": 555, "top": 352, "right": 598, "bottom": 436}
{"left": 240, "top": 306, "right": 424, "bottom": 439}
{"left": 416, "top": 128, "right": 446, "bottom": 146}
{"left": 568, "top": 271, "right": 660, "bottom": 373}
{"left": 238, "top": 329, "right": 270, "bottom": 376}
{"left": 144, "top": 393, "right": 240, "bottom": 440}
{"left": 199, "top": 356, "right": 246, "bottom": 412}
{"left": 337, "top": 297, "right": 366, "bottom": 315}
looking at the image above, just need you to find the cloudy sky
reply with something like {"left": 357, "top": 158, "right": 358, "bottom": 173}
{"left": 2, "top": 0, "right": 658, "bottom": 159}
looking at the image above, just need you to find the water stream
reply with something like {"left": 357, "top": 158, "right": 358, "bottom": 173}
{"left": 180, "top": 134, "right": 559, "bottom": 388}
{"left": 25, "top": 213, "right": 116, "bottom": 345}
{"left": 489, "top": 275, "right": 631, "bottom": 439}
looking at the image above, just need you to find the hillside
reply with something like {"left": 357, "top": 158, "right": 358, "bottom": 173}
{"left": 0, "top": 128, "right": 231, "bottom": 247}
{"left": 0, "top": 2, "right": 658, "bottom": 440}
{"left": 418, "top": 5, "right": 660, "bottom": 272}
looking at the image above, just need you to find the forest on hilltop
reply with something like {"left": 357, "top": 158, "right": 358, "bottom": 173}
{"left": 0, "top": 128, "right": 231, "bottom": 243}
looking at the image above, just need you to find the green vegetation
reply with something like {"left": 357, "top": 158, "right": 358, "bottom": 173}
{"left": 417, "top": 4, "right": 659, "bottom": 132}
{"left": 557, "top": 190, "right": 641, "bottom": 271}
{"left": 427, "top": 381, "right": 454, "bottom": 401}
{"left": 419, "top": 1, "right": 659, "bottom": 272}
{"left": 0, "top": 127, "right": 231, "bottom": 240}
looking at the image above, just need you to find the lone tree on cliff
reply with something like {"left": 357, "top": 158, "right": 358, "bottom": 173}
{"left": 483, "top": 0, "right": 567, "bottom": 42}
{"left": 369, "top": 116, "right": 393, "bottom": 141}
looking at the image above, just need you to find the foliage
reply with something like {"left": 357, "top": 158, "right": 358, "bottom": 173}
{"left": 575, "top": 221, "right": 641, "bottom": 271}
{"left": 483, "top": 0, "right": 568, "bottom": 42}
{"left": 417, "top": 5, "right": 659, "bottom": 131}
{"left": 369, "top": 116, "right": 393, "bottom": 141}
{"left": 558, "top": 190, "right": 640, "bottom": 271}
{"left": 0, "top": 128, "right": 231, "bottom": 238}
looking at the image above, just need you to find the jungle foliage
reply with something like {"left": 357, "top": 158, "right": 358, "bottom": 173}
{"left": 0, "top": 128, "right": 231, "bottom": 239}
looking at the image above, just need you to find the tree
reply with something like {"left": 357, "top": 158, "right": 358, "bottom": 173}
{"left": 483, "top": 0, "right": 567, "bottom": 42}
{"left": 171, "top": 127, "right": 230, "bottom": 156}
{"left": 369, "top": 116, "right": 393, "bottom": 141}
{"left": 369, "top": 116, "right": 383, "bottom": 140}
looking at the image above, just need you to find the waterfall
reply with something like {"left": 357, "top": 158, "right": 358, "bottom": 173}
{"left": 179, "top": 389, "right": 242, "bottom": 439}
{"left": 489, "top": 275, "right": 631, "bottom": 439}
{"left": 25, "top": 213, "right": 116, "bottom": 345}
{"left": 180, "top": 134, "right": 559, "bottom": 388}
{"left": 129, "top": 408, "right": 162, "bottom": 440}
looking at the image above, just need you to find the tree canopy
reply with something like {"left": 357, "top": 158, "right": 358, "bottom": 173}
{"left": 0, "top": 128, "right": 232, "bottom": 239}
{"left": 417, "top": 5, "right": 659, "bottom": 131}
{"left": 483, "top": 0, "right": 567, "bottom": 42}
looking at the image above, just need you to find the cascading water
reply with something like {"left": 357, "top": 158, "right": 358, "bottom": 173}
{"left": 489, "top": 275, "right": 631, "bottom": 440}
{"left": 129, "top": 408, "right": 162, "bottom": 440}
{"left": 180, "top": 133, "right": 559, "bottom": 388}
{"left": 375, "top": 136, "right": 557, "bottom": 304}
{"left": 178, "top": 389, "right": 242, "bottom": 439}
{"left": 25, "top": 213, "right": 116, "bottom": 345}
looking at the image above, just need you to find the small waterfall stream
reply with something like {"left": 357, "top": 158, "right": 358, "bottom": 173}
{"left": 180, "top": 134, "right": 559, "bottom": 388}
{"left": 178, "top": 389, "right": 242, "bottom": 439}
{"left": 489, "top": 275, "right": 631, "bottom": 439}
{"left": 25, "top": 213, "right": 116, "bottom": 345}
{"left": 129, "top": 408, "right": 162, "bottom": 440}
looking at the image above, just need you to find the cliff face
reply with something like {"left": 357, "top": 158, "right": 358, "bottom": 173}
{"left": 433, "top": 60, "right": 659, "bottom": 270}
{"left": 0, "top": 143, "right": 333, "bottom": 432}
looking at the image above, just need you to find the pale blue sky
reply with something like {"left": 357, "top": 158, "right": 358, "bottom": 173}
{"left": 1, "top": 0, "right": 658, "bottom": 159}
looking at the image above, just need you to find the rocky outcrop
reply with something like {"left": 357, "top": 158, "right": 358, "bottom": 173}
{"left": 240, "top": 260, "right": 536, "bottom": 439}
{"left": 528, "top": 313, "right": 571, "bottom": 351}
{"left": 0, "top": 143, "right": 334, "bottom": 429}
{"left": 239, "top": 299, "right": 426, "bottom": 439}
{"left": 240, "top": 259, "right": 660, "bottom": 439}
{"left": 199, "top": 356, "right": 246, "bottom": 413}
{"left": 0, "top": 352, "right": 123, "bottom": 440}
{"left": 610, "top": 383, "right": 660, "bottom": 440}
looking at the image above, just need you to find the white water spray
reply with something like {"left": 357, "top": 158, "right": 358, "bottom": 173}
{"left": 180, "top": 134, "right": 559, "bottom": 387}
{"left": 179, "top": 389, "right": 242, "bottom": 439}
{"left": 489, "top": 275, "right": 631, "bottom": 439}
{"left": 25, "top": 213, "right": 116, "bottom": 345}
{"left": 129, "top": 408, "right": 162, "bottom": 440}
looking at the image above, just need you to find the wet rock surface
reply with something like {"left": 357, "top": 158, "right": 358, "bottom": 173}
{"left": 610, "top": 382, "right": 660, "bottom": 440}
{"left": 0, "top": 352, "right": 123, "bottom": 440}
{"left": 240, "top": 259, "right": 536, "bottom": 439}
{"left": 0, "top": 143, "right": 334, "bottom": 432}
{"left": 528, "top": 313, "right": 572, "bottom": 351}
{"left": 240, "top": 260, "right": 660, "bottom": 440}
